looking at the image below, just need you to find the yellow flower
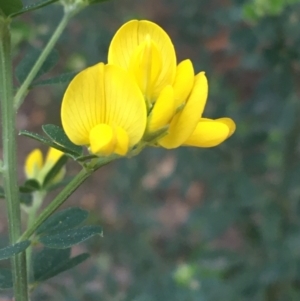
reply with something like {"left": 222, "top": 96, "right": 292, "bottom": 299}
{"left": 61, "top": 63, "right": 147, "bottom": 156}
{"left": 108, "top": 20, "right": 235, "bottom": 149}
{"left": 25, "top": 147, "right": 65, "bottom": 184}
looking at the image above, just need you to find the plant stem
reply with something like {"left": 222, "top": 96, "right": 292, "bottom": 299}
{"left": 0, "top": 16, "right": 28, "bottom": 301}
{"left": 14, "top": 10, "right": 73, "bottom": 110}
{"left": 19, "top": 155, "right": 115, "bottom": 242}
{"left": 25, "top": 191, "right": 45, "bottom": 280}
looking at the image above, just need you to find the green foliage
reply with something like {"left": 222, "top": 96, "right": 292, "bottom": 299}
{"left": 243, "top": 0, "right": 300, "bottom": 20}
{"left": 0, "top": 241, "right": 30, "bottom": 260}
{"left": 19, "top": 179, "right": 41, "bottom": 193}
{"left": 32, "top": 247, "right": 89, "bottom": 282}
{"left": 39, "top": 225, "right": 103, "bottom": 248}
{"left": 0, "top": 269, "right": 12, "bottom": 290}
{"left": 16, "top": 47, "right": 58, "bottom": 85}
{"left": 32, "top": 71, "right": 78, "bottom": 87}
{"left": 36, "top": 207, "right": 89, "bottom": 235}
{"left": 10, "top": 0, "right": 59, "bottom": 17}
{"left": 36, "top": 207, "right": 102, "bottom": 248}
{"left": 42, "top": 124, "right": 83, "bottom": 157}
{"left": 19, "top": 125, "right": 82, "bottom": 160}
{"left": 0, "top": 0, "right": 22, "bottom": 16}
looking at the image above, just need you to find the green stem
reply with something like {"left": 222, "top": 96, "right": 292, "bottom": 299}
{"left": 0, "top": 16, "right": 28, "bottom": 301}
{"left": 25, "top": 191, "right": 45, "bottom": 280}
{"left": 19, "top": 168, "right": 91, "bottom": 241}
{"left": 19, "top": 156, "right": 115, "bottom": 242}
{"left": 14, "top": 10, "right": 73, "bottom": 110}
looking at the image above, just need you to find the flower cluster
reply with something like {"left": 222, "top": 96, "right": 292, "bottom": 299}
{"left": 61, "top": 20, "right": 235, "bottom": 157}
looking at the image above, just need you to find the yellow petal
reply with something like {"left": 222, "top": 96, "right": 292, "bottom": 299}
{"left": 25, "top": 149, "right": 43, "bottom": 179}
{"left": 147, "top": 85, "right": 175, "bottom": 133}
{"left": 45, "top": 147, "right": 64, "bottom": 165}
{"left": 215, "top": 117, "right": 236, "bottom": 137}
{"left": 104, "top": 64, "right": 147, "bottom": 147}
{"left": 159, "top": 72, "right": 208, "bottom": 149}
{"left": 89, "top": 124, "right": 116, "bottom": 156}
{"left": 108, "top": 20, "right": 176, "bottom": 99}
{"left": 183, "top": 118, "right": 235, "bottom": 147}
{"left": 173, "top": 60, "right": 194, "bottom": 107}
{"left": 128, "top": 36, "right": 163, "bottom": 101}
{"left": 115, "top": 126, "right": 129, "bottom": 156}
{"left": 61, "top": 63, "right": 147, "bottom": 149}
{"left": 61, "top": 62, "right": 106, "bottom": 145}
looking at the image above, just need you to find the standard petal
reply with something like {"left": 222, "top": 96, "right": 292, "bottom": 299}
{"left": 61, "top": 62, "right": 106, "bottom": 145}
{"left": 158, "top": 72, "right": 208, "bottom": 149}
{"left": 25, "top": 149, "right": 43, "bottom": 179}
{"left": 128, "top": 36, "right": 163, "bottom": 100}
{"left": 108, "top": 20, "right": 177, "bottom": 98}
{"left": 62, "top": 63, "right": 147, "bottom": 150}
{"left": 183, "top": 118, "right": 234, "bottom": 147}
{"left": 104, "top": 64, "right": 147, "bottom": 147}
{"left": 147, "top": 85, "right": 175, "bottom": 133}
{"left": 173, "top": 60, "right": 194, "bottom": 107}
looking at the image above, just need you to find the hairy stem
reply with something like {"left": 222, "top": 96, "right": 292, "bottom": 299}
{"left": 0, "top": 16, "right": 28, "bottom": 301}
{"left": 14, "top": 10, "right": 73, "bottom": 109}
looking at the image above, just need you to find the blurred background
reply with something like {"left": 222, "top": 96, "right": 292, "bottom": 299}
{"left": 1, "top": 0, "right": 300, "bottom": 300}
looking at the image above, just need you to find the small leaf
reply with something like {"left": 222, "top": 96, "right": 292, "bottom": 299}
{"left": 16, "top": 47, "right": 58, "bottom": 84}
{"left": 0, "top": 0, "right": 23, "bottom": 16}
{"left": 36, "top": 207, "right": 89, "bottom": 236}
{"left": 10, "top": 0, "right": 58, "bottom": 17}
{"left": 32, "top": 71, "right": 78, "bottom": 87}
{"left": 20, "top": 193, "right": 33, "bottom": 206}
{"left": 42, "top": 124, "right": 83, "bottom": 157}
{"left": 19, "top": 179, "right": 41, "bottom": 193}
{"left": 0, "top": 269, "right": 13, "bottom": 290}
{"left": 39, "top": 225, "right": 103, "bottom": 248}
{"left": 33, "top": 248, "right": 89, "bottom": 282}
{"left": 33, "top": 247, "right": 70, "bottom": 281}
{"left": 19, "top": 130, "right": 78, "bottom": 158}
{"left": 0, "top": 241, "right": 31, "bottom": 261}
{"left": 42, "top": 155, "right": 68, "bottom": 188}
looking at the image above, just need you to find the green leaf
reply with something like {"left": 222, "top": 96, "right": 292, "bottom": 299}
{"left": 33, "top": 247, "right": 70, "bottom": 281}
{"left": 1, "top": 186, "right": 33, "bottom": 204}
{"left": 0, "top": 269, "right": 13, "bottom": 290}
{"left": 33, "top": 248, "right": 89, "bottom": 282}
{"left": 42, "top": 155, "right": 68, "bottom": 188}
{"left": 36, "top": 207, "right": 89, "bottom": 236}
{"left": 39, "top": 225, "right": 103, "bottom": 248}
{"left": 0, "top": 0, "right": 23, "bottom": 16}
{"left": 20, "top": 193, "right": 33, "bottom": 206}
{"left": 19, "top": 179, "right": 41, "bottom": 193}
{"left": 19, "top": 130, "right": 79, "bottom": 158}
{"left": 32, "top": 71, "right": 78, "bottom": 87}
{"left": 16, "top": 47, "right": 58, "bottom": 84}
{"left": 0, "top": 241, "right": 31, "bottom": 261}
{"left": 10, "top": 0, "right": 58, "bottom": 17}
{"left": 42, "top": 124, "right": 83, "bottom": 157}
